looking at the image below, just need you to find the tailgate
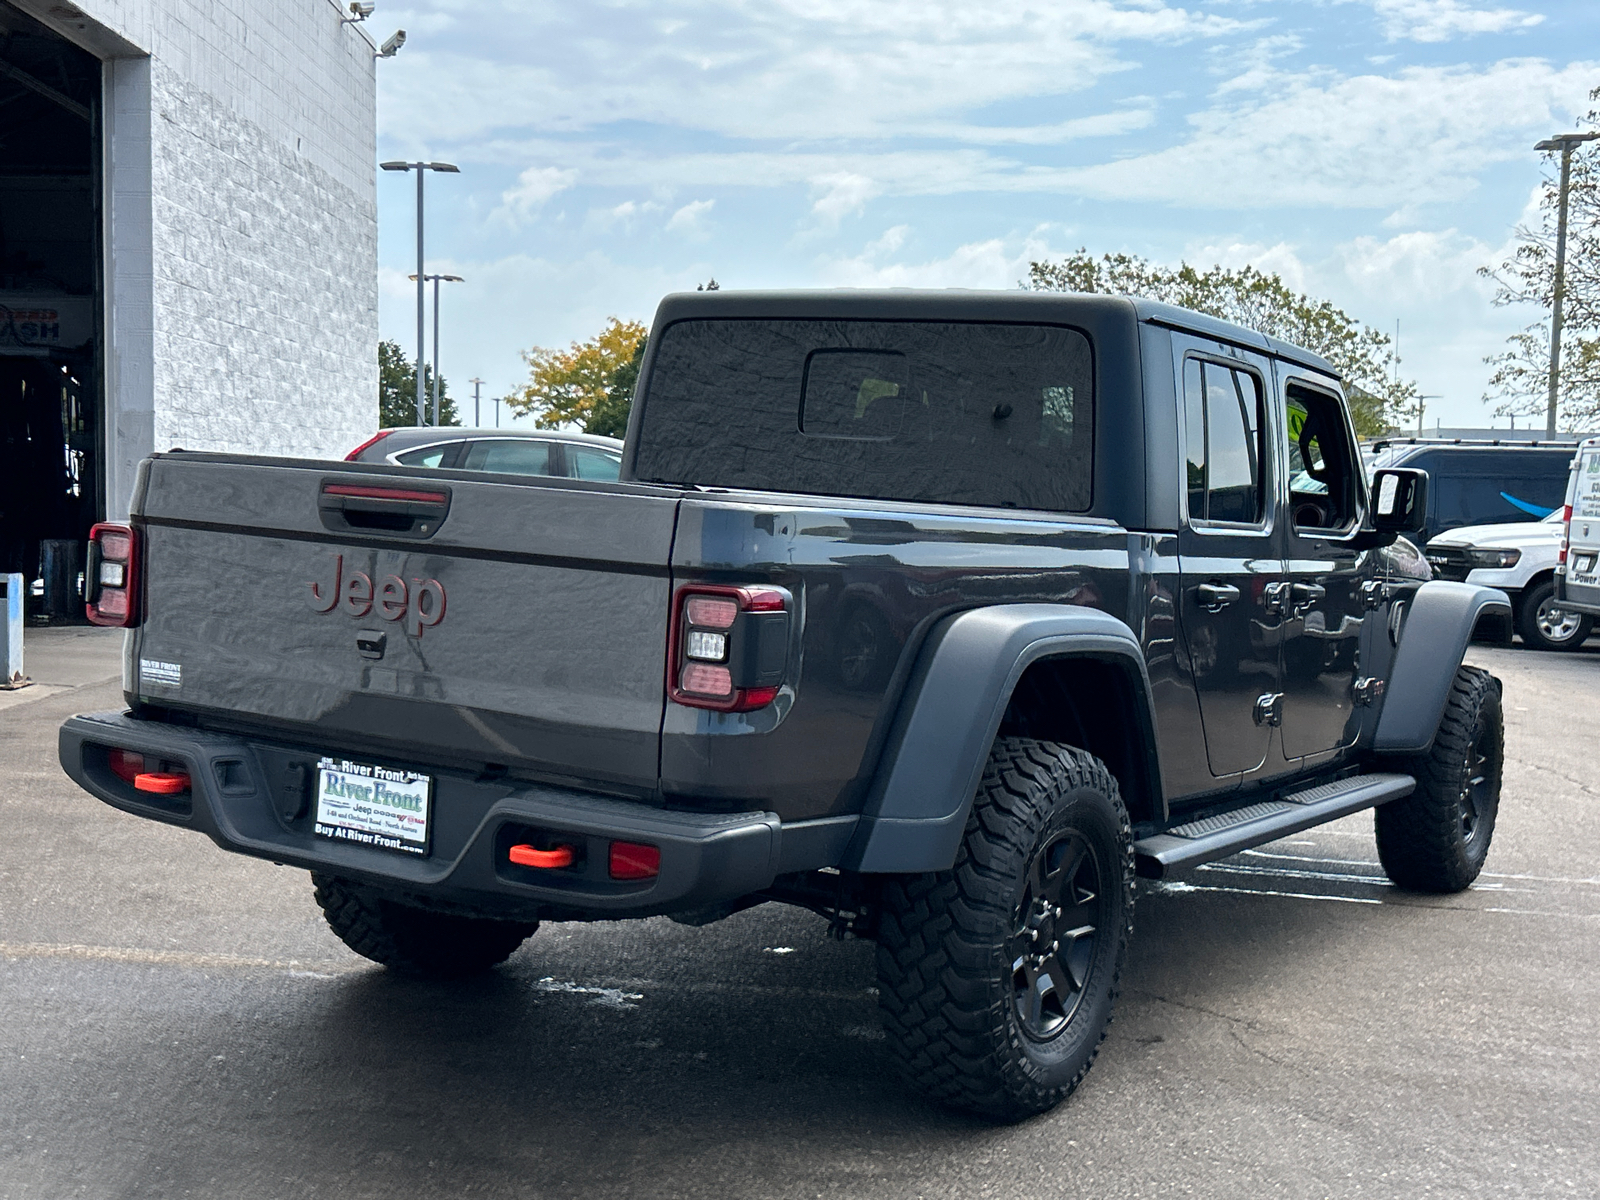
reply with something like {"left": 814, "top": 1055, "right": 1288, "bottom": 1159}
{"left": 129, "top": 454, "right": 679, "bottom": 794}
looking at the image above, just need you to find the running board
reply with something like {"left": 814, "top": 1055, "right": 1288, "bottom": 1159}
{"left": 1133, "top": 773, "right": 1415, "bottom": 879}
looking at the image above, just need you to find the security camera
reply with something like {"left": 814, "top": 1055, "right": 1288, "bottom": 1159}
{"left": 349, "top": 2, "right": 375, "bottom": 18}
{"left": 378, "top": 29, "right": 405, "bottom": 57}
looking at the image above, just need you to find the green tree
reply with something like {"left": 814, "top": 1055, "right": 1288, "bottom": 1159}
{"left": 378, "top": 338, "right": 460, "bottom": 428}
{"left": 1479, "top": 87, "right": 1600, "bottom": 429}
{"left": 511, "top": 318, "right": 648, "bottom": 437}
{"left": 1027, "top": 252, "right": 1415, "bottom": 438}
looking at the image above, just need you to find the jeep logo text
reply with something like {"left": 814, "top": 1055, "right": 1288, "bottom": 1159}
{"left": 308, "top": 554, "right": 445, "bottom": 638}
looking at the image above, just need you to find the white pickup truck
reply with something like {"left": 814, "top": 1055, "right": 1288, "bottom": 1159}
{"left": 1558, "top": 437, "right": 1600, "bottom": 623}
{"left": 1426, "top": 510, "right": 1592, "bottom": 650}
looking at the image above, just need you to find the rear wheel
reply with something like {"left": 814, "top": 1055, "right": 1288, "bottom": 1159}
{"left": 875, "top": 739, "right": 1133, "bottom": 1121}
{"left": 1375, "top": 666, "right": 1503, "bottom": 893}
{"left": 312, "top": 874, "right": 537, "bottom": 978}
{"left": 1517, "top": 579, "right": 1592, "bottom": 651}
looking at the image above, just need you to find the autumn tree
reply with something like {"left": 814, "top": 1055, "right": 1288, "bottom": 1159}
{"left": 1027, "top": 252, "right": 1415, "bottom": 438}
{"left": 510, "top": 318, "right": 648, "bottom": 438}
{"left": 1479, "top": 87, "right": 1600, "bottom": 429}
{"left": 378, "top": 338, "right": 459, "bottom": 428}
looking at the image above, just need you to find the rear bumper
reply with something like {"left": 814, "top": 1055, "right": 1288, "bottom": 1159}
{"left": 1557, "top": 571, "right": 1600, "bottom": 618}
{"left": 58, "top": 711, "right": 856, "bottom": 921}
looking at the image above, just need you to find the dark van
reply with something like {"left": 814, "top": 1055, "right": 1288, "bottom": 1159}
{"left": 1367, "top": 440, "right": 1579, "bottom": 544}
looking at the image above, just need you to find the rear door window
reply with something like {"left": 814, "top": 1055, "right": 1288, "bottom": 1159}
{"left": 1182, "top": 358, "right": 1266, "bottom": 525}
{"left": 461, "top": 438, "right": 555, "bottom": 477}
{"left": 567, "top": 445, "right": 623, "bottom": 480}
{"left": 634, "top": 319, "right": 1094, "bottom": 511}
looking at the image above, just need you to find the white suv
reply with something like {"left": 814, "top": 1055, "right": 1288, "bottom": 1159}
{"left": 1426, "top": 511, "right": 1593, "bottom": 651}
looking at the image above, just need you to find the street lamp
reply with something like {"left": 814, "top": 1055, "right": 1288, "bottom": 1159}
{"left": 409, "top": 273, "right": 464, "bottom": 424}
{"left": 380, "top": 159, "right": 459, "bottom": 425}
{"left": 1533, "top": 132, "right": 1600, "bottom": 437}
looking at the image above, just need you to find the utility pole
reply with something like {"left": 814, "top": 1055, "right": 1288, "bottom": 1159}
{"left": 494, "top": 396, "right": 501, "bottom": 428}
{"left": 1534, "top": 132, "right": 1600, "bottom": 437}
{"left": 470, "top": 377, "right": 485, "bottom": 427}
{"left": 380, "top": 160, "right": 459, "bottom": 424}
{"left": 408, "top": 273, "right": 464, "bottom": 424}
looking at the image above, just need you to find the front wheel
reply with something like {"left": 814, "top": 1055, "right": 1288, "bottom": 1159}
{"left": 313, "top": 874, "right": 537, "bottom": 978}
{"left": 875, "top": 739, "right": 1134, "bottom": 1122}
{"left": 1375, "top": 665, "right": 1503, "bottom": 893}
{"left": 1517, "top": 579, "right": 1593, "bottom": 651}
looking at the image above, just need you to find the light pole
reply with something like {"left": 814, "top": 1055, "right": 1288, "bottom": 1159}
{"left": 380, "top": 159, "right": 459, "bottom": 425}
{"left": 1534, "top": 132, "right": 1600, "bottom": 437}
{"left": 470, "top": 377, "right": 485, "bottom": 426}
{"left": 408, "top": 273, "right": 463, "bottom": 424}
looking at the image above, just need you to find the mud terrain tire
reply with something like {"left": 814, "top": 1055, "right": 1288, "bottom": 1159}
{"left": 313, "top": 874, "right": 537, "bottom": 978}
{"left": 875, "top": 739, "right": 1134, "bottom": 1122}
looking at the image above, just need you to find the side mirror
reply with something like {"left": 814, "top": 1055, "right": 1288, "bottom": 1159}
{"left": 1371, "top": 467, "right": 1429, "bottom": 535}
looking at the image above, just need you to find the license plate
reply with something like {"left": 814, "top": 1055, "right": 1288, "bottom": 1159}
{"left": 1575, "top": 553, "right": 1597, "bottom": 575}
{"left": 313, "top": 756, "right": 432, "bottom": 857}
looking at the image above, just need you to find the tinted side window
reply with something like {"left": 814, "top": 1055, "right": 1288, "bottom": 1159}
{"left": 1183, "top": 359, "right": 1264, "bottom": 524}
{"left": 567, "top": 445, "right": 622, "bottom": 480}
{"left": 394, "top": 442, "right": 459, "bottom": 468}
{"left": 461, "top": 439, "right": 554, "bottom": 477}
{"left": 1183, "top": 359, "right": 1206, "bottom": 518}
{"left": 635, "top": 320, "right": 1094, "bottom": 512}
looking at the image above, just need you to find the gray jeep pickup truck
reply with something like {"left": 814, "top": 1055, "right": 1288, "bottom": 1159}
{"left": 60, "top": 290, "right": 1509, "bottom": 1121}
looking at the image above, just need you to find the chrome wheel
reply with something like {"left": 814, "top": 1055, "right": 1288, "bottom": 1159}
{"left": 1535, "top": 595, "right": 1584, "bottom": 644}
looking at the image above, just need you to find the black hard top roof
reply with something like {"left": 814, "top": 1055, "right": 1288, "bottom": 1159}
{"left": 649, "top": 289, "right": 1340, "bottom": 380}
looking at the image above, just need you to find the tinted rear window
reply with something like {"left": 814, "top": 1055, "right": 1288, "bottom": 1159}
{"left": 634, "top": 319, "right": 1094, "bottom": 511}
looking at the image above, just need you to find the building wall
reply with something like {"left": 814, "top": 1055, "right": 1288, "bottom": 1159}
{"left": 15, "top": 0, "right": 379, "bottom": 516}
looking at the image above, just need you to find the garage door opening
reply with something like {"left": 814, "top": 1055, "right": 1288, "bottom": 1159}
{"left": 1, "top": 1, "right": 101, "bottom": 621}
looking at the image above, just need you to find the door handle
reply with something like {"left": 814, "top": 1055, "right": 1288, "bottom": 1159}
{"left": 1291, "top": 582, "right": 1326, "bottom": 615}
{"left": 1196, "top": 583, "right": 1241, "bottom": 612}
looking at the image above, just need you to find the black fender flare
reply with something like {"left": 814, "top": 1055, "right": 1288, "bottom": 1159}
{"left": 1373, "top": 581, "right": 1510, "bottom": 755}
{"left": 840, "top": 604, "right": 1161, "bottom": 874}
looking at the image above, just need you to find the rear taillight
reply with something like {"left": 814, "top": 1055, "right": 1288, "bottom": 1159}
{"left": 86, "top": 522, "right": 140, "bottom": 627}
{"left": 1560, "top": 503, "right": 1573, "bottom": 566}
{"left": 344, "top": 429, "right": 396, "bottom": 461}
{"left": 668, "top": 584, "right": 790, "bottom": 712}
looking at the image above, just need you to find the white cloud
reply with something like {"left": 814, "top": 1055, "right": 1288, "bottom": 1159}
{"left": 817, "top": 227, "right": 1063, "bottom": 289}
{"left": 377, "top": 1, "right": 1251, "bottom": 145}
{"left": 810, "top": 173, "right": 882, "bottom": 227}
{"left": 495, "top": 165, "right": 577, "bottom": 225}
{"left": 666, "top": 198, "right": 715, "bottom": 235}
{"left": 1366, "top": 0, "right": 1544, "bottom": 43}
{"left": 1062, "top": 58, "right": 1599, "bottom": 209}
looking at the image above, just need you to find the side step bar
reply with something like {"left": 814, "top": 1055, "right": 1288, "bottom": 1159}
{"left": 1133, "top": 773, "right": 1415, "bottom": 879}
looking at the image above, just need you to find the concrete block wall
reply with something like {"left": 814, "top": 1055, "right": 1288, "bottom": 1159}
{"left": 18, "top": 0, "right": 379, "bottom": 512}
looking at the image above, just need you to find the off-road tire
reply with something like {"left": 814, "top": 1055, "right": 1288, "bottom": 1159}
{"left": 312, "top": 874, "right": 537, "bottom": 978}
{"left": 1516, "top": 579, "right": 1593, "bottom": 651}
{"left": 1375, "top": 666, "right": 1503, "bottom": 893}
{"left": 875, "top": 739, "right": 1134, "bottom": 1122}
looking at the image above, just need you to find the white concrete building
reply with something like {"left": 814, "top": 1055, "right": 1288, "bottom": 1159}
{"left": 0, "top": 0, "right": 378, "bottom": 612}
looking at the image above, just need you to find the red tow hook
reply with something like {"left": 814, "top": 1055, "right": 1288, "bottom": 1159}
{"left": 134, "top": 772, "right": 190, "bottom": 795}
{"left": 508, "top": 843, "right": 575, "bottom": 869}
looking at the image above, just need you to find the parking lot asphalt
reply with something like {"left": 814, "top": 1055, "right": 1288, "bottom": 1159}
{"left": 3, "top": 629, "right": 1598, "bottom": 1199}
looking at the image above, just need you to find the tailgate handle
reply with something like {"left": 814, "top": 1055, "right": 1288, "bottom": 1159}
{"left": 318, "top": 480, "right": 451, "bottom": 539}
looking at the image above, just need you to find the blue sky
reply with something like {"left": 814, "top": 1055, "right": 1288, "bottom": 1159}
{"left": 371, "top": 0, "right": 1599, "bottom": 430}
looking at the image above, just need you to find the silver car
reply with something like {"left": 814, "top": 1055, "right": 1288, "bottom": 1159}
{"left": 344, "top": 427, "right": 624, "bottom": 481}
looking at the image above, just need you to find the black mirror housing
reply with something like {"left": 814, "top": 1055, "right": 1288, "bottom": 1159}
{"left": 1371, "top": 467, "right": 1429, "bottom": 535}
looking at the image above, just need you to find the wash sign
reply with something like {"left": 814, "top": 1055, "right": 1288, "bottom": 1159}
{"left": 0, "top": 294, "right": 93, "bottom": 350}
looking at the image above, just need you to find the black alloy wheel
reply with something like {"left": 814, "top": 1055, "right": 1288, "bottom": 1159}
{"left": 1009, "top": 831, "right": 1100, "bottom": 1040}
